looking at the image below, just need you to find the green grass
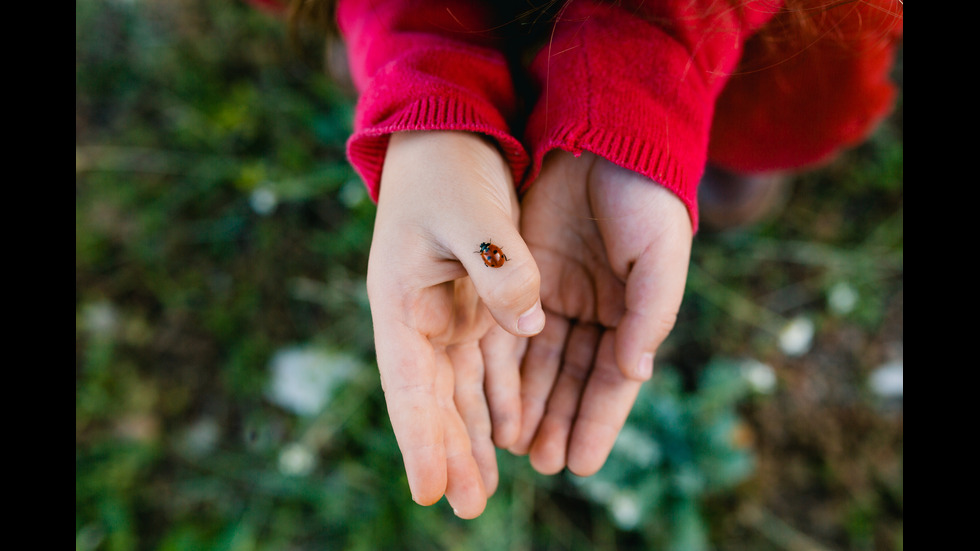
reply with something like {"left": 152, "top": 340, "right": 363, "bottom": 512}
{"left": 76, "top": 2, "right": 902, "bottom": 550}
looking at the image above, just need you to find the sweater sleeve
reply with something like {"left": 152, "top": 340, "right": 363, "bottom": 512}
{"left": 708, "top": 0, "right": 903, "bottom": 173}
{"left": 520, "top": 0, "right": 780, "bottom": 230}
{"left": 337, "top": 0, "right": 530, "bottom": 202}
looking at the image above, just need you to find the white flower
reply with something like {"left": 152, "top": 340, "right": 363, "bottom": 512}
{"left": 828, "top": 282, "right": 859, "bottom": 315}
{"left": 278, "top": 442, "right": 316, "bottom": 476}
{"left": 572, "top": 476, "right": 616, "bottom": 503}
{"left": 249, "top": 186, "right": 278, "bottom": 215}
{"left": 740, "top": 359, "right": 777, "bottom": 394}
{"left": 614, "top": 425, "right": 660, "bottom": 467}
{"left": 266, "top": 346, "right": 358, "bottom": 416}
{"left": 81, "top": 301, "right": 119, "bottom": 337}
{"left": 779, "top": 316, "right": 814, "bottom": 357}
{"left": 181, "top": 417, "right": 220, "bottom": 457}
{"left": 609, "top": 491, "right": 643, "bottom": 530}
{"left": 869, "top": 360, "right": 903, "bottom": 399}
{"left": 338, "top": 179, "right": 367, "bottom": 208}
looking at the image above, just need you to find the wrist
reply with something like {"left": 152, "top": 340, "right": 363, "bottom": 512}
{"left": 377, "top": 131, "right": 517, "bottom": 233}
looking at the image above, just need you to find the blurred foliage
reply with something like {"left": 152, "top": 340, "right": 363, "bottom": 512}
{"left": 574, "top": 360, "right": 760, "bottom": 550}
{"left": 77, "top": 1, "right": 902, "bottom": 550}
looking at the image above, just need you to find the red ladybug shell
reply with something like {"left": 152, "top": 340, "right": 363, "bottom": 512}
{"left": 477, "top": 241, "right": 508, "bottom": 268}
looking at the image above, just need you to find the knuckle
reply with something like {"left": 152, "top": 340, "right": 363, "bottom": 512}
{"left": 652, "top": 309, "right": 679, "bottom": 338}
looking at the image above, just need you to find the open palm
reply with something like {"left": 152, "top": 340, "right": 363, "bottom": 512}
{"left": 367, "top": 131, "right": 544, "bottom": 518}
{"left": 509, "top": 151, "right": 693, "bottom": 476}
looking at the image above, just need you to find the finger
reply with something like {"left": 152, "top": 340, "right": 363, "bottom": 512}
{"left": 528, "top": 322, "right": 601, "bottom": 475}
{"left": 448, "top": 341, "right": 499, "bottom": 496}
{"left": 437, "top": 347, "right": 488, "bottom": 519}
{"left": 373, "top": 319, "right": 448, "bottom": 506}
{"left": 508, "top": 313, "right": 570, "bottom": 455}
{"left": 445, "top": 446, "right": 488, "bottom": 519}
{"left": 566, "top": 330, "right": 643, "bottom": 477}
{"left": 480, "top": 323, "right": 527, "bottom": 449}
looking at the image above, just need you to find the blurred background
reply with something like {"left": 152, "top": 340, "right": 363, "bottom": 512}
{"left": 75, "top": 1, "right": 903, "bottom": 549}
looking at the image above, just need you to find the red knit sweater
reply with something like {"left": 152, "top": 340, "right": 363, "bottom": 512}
{"left": 337, "top": 0, "right": 903, "bottom": 230}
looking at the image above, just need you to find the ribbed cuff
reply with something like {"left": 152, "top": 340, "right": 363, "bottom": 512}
{"left": 524, "top": 123, "right": 699, "bottom": 229}
{"left": 347, "top": 95, "right": 530, "bottom": 202}
{"left": 521, "top": 0, "right": 781, "bottom": 231}
{"left": 521, "top": 1, "right": 717, "bottom": 230}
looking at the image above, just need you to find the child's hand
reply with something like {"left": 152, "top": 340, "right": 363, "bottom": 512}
{"left": 367, "top": 131, "right": 544, "bottom": 518}
{"left": 509, "top": 151, "right": 692, "bottom": 476}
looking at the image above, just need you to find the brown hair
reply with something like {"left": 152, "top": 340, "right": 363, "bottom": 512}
{"left": 285, "top": 0, "right": 900, "bottom": 47}
{"left": 285, "top": 0, "right": 339, "bottom": 36}
{"left": 283, "top": 0, "right": 902, "bottom": 88}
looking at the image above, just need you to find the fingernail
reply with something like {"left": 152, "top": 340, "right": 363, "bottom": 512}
{"left": 517, "top": 301, "right": 546, "bottom": 335}
{"left": 637, "top": 352, "right": 654, "bottom": 379}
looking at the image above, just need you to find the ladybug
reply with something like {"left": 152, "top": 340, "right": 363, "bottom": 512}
{"left": 476, "top": 241, "right": 508, "bottom": 268}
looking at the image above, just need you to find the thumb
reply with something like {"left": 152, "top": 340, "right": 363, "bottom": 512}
{"left": 454, "top": 231, "right": 545, "bottom": 338}
{"left": 588, "top": 156, "right": 693, "bottom": 381}
{"left": 386, "top": 130, "right": 544, "bottom": 337}
{"left": 614, "top": 240, "right": 690, "bottom": 380}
